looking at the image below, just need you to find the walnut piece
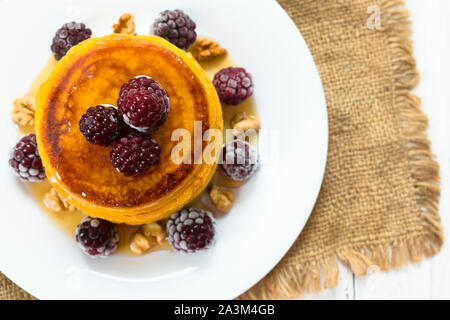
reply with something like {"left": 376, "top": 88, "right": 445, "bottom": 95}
{"left": 112, "top": 13, "right": 136, "bottom": 35}
{"left": 231, "top": 113, "right": 261, "bottom": 133}
{"left": 43, "top": 187, "right": 76, "bottom": 212}
{"left": 130, "top": 232, "right": 156, "bottom": 255}
{"left": 11, "top": 95, "right": 36, "bottom": 126}
{"left": 140, "top": 222, "right": 167, "bottom": 244}
{"left": 190, "top": 36, "right": 227, "bottom": 61}
{"left": 209, "top": 185, "right": 234, "bottom": 212}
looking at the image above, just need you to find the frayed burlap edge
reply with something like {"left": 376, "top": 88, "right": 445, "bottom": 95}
{"left": 240, "top": 0, "right": 443, "bottom": 299}
{"left": 338, "top": 0, "right": 443, "bottom": 275}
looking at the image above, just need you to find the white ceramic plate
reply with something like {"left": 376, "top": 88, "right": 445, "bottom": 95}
{"left": 0, "top": 0, "right": 327, "bottom": 299}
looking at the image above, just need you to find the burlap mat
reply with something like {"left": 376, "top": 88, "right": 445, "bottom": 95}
{"left": 0, "top": 0, "right": 443, "bottom": 300}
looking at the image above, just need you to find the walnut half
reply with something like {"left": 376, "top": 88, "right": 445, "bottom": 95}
{"left": 190, "top": 37, "right": 227, "bottom": 62}
{"left": 112, "top": 13, "right": 136, "bottom": 35}
{"left": 11, "top": 95, "right": 36, "bottom": 126}
{"left": 209, "top": 185, "right": 234, "bottom": 212}
{"left": 130, "top": 232, "right": 156, "bottom": 255}
{"left": 130, "top": 222, "right": 167, "bottom": 255}
{"left": 140, "top": 222, "right": 167, "bottom": 244}
{"left": 43, "top": 187, "right": 76, "bottom": 212}
{"left": 231, "top": 113, "right": 261, "bottom": 134}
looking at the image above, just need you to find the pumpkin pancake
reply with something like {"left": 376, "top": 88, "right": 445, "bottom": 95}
{"left": 35, "top": 34, "right": 223, "bottom": 225}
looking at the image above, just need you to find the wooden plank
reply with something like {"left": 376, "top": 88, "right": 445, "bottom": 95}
{"left": 412, "top": 0, "right": 450, "bottom": 300}
{"left": 305, "top": 262, "right": 355, "bottom": 300}
{"left": 408, "top": 0, "right": 449, "bottom": 300}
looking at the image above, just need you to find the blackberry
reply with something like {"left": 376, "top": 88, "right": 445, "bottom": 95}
{"left": 117, "top": 76, "right": 170, "bottom": 133}
{"left": 51, "top": 22, "right": 92, "bottom": 60}
{"left": 167, "top": 208, "right": 215, "bottom": 253}
{"left": 9, "top": 134, "right": 45, "bottom": 182}
{"left": 220, "top": 139, "right": 259, "bottom": 181}
{"left": 76, "top": 216, "right": 119, "bottom": 257}
{"left": 79, "top": 105, "right": 125, "bottom": 146}
{"left": 152, "top": 9, "right": 197, "bottom": 50}
{"left": 213, "top": 67, "right": 254, "bottom": 105}
{"left": 110, "top": 133, "right": 161, "bottom": 177}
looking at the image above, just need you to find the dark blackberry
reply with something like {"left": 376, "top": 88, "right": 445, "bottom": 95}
{"left": 110, "top": 133, "right": 161, "bottom": 177}
{"left": 220, "top": 139, "right": 259, "bottom": 181}
{"left": 76, "top": 216, "right": 119, "bottom": 257}
{"left": 9, "top": 134, "right": 45, "bottom": 182}
{"left": 51, "top": 22, "right": 92, "bottom": 60}
{"left": 79, "top": 105, "right": 125, "bottom": 146}
{"left": 151, "top": 9, "right": 197, "bottom": 50}
{"left": 213, "top": 67, "right": 254, "bottom": 105}
{"left": 117, "top": 76, "right": 170, "bottom": 133}
{"left": 167, "top": 208, "right": 215, "bottom": 253}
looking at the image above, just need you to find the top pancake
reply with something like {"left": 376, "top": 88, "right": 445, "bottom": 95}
{"left": 35, "top": 34, "right": 223, "bottom": 224}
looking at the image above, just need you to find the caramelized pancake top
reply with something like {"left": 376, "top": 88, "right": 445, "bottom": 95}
{"left": 35, "top": 34, "right": 223, "bottom": 224}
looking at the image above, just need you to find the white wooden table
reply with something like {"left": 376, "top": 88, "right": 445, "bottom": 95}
{"left": 304, "top": 0, "right": 450, "bottom": 300}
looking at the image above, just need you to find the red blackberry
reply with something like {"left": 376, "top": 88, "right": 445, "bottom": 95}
{"left": 221, "top": 139, "right": 259, "bottom": 181}
{"left": 213, "top": 67, "right": 254, "bottom": 105}
{"left": 9, "top": 134, "right": 45, "bottom": 182}
{"left": 117, "top": 76, "right": 170, "bottom": 133}
{"left": 79, "top": 105, "right": 125, "bottom": 146}
{"left": 76, "top": 216, "right": 119, "bottom": 257}
{"left": 167, "top": 208, "right": 215, "bottom": 253}
{"left": 110, "top": 133, "right": 161, "bottom": 177}
{"left": 51, "top": 22, "right": 92, "bottom": 61}
{"left": 151, "top": 9, "right": 197, "bottom": 50}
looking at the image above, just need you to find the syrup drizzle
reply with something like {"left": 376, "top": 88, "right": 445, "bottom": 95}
{"left": 23, "top": 53, "right": 259, "bottom": 256}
